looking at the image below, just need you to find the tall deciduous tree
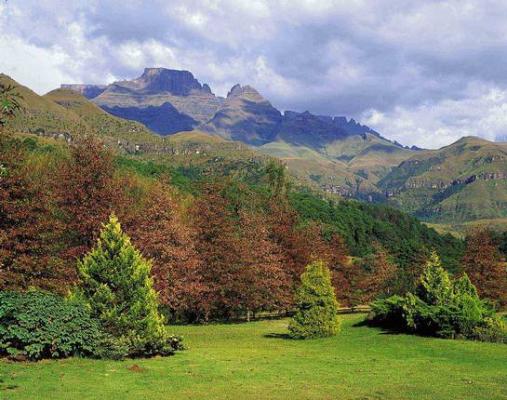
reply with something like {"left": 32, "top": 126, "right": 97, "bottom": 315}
{"left": 358, "top": 244, "right": 397, "bottom": 304}
{"left": 55, "top": 137, "right": 117, "bottom": 260}
{"left": 192, "top": 183, "right": 246, "bottom": 320}
{"left": 0, "top": 137, "right": 67, "bottom": 292}
{"left": 462, "top": 230, "right": 507, "bottom": 306}
{"left": 239, "top": 210, "right": 291, "bottom": 318}
{"left": 125, "top": 182, "right": 203, "bottom": 321}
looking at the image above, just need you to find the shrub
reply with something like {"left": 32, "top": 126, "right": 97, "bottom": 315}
{"left": 367, "top": 253, "right": 504, "bottom": 343}
{"left": 0, "top": 291, "right": 102, "bottom": 360}
{"left": 289, "top": 261, "right": 341, "bottom": 339}
{"left": 368, "top": 295, "right": 408, "bottom": 330}
{"left": 471, "top": 317, "right": 507, "bottom": 343}
{"left": 75, "top": 214, "right": 183, "bottom": 357}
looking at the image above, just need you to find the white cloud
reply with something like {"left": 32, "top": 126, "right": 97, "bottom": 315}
{"left": 362, "top": 85, "right": 507, "bottom": 148}
{"left": 0, "top": 33, "right": 75, "bottom": 93}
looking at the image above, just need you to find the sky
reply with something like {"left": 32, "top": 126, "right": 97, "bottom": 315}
{"left": 1, "top": 0, "right": 507, "bottom": 148}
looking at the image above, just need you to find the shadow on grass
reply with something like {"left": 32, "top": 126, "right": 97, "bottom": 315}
{"left": 263, "top": 332, "right": 292, "bottom": 340}
{"left": 352, "top": 318, "right": 406, "bottom": 335}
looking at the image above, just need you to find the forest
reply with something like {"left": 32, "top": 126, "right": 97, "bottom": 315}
{"left": 1, "top": 133, "right": 505, "bottom": 324}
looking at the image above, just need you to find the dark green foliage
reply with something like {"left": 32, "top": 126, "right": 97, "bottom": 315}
{"left": 0, "top": 291, "right": 102, "bottom": 360}
{"left": 75, "top": 214, "right": 183, "bottom": 357}
{"left": 289, "top": 190, "right": 464, "bottom": 272}
{"left": 367, "top": 253, "right": 506, "bottom": 343}
{"left": 289, "top": 261, "right": 341, "bottom": 339}
{"left": 0, "top": 83, "right": 22, "bottom": 127}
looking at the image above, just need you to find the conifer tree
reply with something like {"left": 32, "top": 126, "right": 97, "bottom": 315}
{"left": 76, "top": 214, "right": 174, "bottom": 356}
{"left": 289, "top": 260, "right": 341, "bottom": 339}
{"left": 416, "top": 251, "right": 453, "bottom": 306}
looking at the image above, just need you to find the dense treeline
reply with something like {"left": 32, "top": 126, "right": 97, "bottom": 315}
{"left": 289, "top": 190, "right": 465, "bottom": 271}
{"left": 1, "top": 133, "right": 505, "bottom": 323}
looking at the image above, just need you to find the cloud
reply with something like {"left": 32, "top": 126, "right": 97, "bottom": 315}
{"left": 2, "top": 0, "right": 507, "bottom": 146}
{"left": 362, "top": 84, "right": 507, "bottom": 148}
{"left": 0, "top": 33, "right": 75, "bottom": 93}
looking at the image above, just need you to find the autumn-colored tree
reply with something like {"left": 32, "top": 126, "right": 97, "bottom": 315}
{"left": 55, "top": 137, "right": 118, "bottom": 260}
{"left": 192, "top": 182, "right": 246, "bottom": 320}
{"left": 0, "top": 137, "right": 67, "bottom": 292}
{"left": 462, "top": 229, "right": 507, "bottom": 307}
{"left": 357, "top": 244, "right": 397, "bottom": 304}
{"left": 124, "top": 181, "right": 203, "bottom": 321}
{"left": 238, "top": 210, "right": 292, "bottom": 318}
{"left": 267, "top": 199, "right": 352, "bottom": 306}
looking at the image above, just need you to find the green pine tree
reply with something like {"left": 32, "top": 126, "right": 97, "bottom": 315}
{"left": 76, "top": 214, "right": 176, "bottom": 356}
{"left": 288, "top": 260, "right": 341, "bottom": 339}
{"left": 415, "top": 251, "right": 453, "bottom": 306}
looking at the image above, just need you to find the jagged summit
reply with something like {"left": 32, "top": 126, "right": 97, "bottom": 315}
{"left": 116, "top": 67, "right": 211, "bottom": 96}
{"left": 227, "top": 83, "right": 259, "bottom": 97}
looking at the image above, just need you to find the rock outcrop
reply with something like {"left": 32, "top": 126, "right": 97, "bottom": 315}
{"left": 202, "top": 84, "right": 282, "bottom": 145}
{"left": 64, "top": 68, "right": 224, "bottom": 135}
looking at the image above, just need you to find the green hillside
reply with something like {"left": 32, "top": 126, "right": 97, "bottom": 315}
{"left": 380, "top": 137, "right": 507, "bottom": 223}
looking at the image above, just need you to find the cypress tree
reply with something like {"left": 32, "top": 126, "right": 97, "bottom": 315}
{"left": 289, "top": 260, "right": 341, "bottom": 339}
{"left": 76, "top": 214, "right": 175, "bottom": 356}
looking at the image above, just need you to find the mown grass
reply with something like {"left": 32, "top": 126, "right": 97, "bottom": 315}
{"left": 1, "top": 314, "right": 506, "bottom": 400}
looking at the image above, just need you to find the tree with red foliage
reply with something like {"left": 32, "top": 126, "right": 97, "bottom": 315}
{"left": 55, "top": 136, "right": 118, "bottom": 260}
{"left": 192, "top": 182, "right": 246, "bottom": 320}
{"left": 0, "top": 136, "right": 68, "bottom": 292}
{"left": 462, "top": 229, "right": 507, "bottom": 307}
{"left": 238, "top": 210, "right": 292, "bottom": 319}
{"left": 356, "top": 244, "right": 397, "bottom": 304}
{"left": 123, "top": 182, "right": 203, "bottom": 321}
{"left": 266, "top": 199, "right": 351, "bottom": 305}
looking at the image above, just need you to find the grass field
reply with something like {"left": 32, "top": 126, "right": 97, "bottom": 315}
{"left": 1, "top": 314, "right": 506, "bottom": 400}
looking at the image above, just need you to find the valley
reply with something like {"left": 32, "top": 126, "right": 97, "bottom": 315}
{"left": 23, "top": 67, "right": 507, "bottom": 228}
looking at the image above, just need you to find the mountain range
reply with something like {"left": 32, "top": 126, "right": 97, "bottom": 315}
{"left": 62, "top": 68, "right": 417, "bottom": 193}
{"left": 3, "top": 68, "right": 507, "bottom": 230}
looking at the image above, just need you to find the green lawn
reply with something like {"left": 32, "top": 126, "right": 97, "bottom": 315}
{"left": 1, "top": 314, "right": 506, "bottom": 400}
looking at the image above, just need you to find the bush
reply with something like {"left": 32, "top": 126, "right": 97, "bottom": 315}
{"left": 289, "top": 261, "right": 341, "bottom": 339}
{"left": 367, "top": 252, "right": 504, "bottom": 343}
{"left": 471, "top": 317, "right": 507, "bottom": 343}
{"left": 75, "top": 214, "right": 183, "bottom": 357}
{"left": 0, "top": 291, "right": 102, "bottom": 360}
{"left": 368, "top": 295, "right": 407, "bottom": 330}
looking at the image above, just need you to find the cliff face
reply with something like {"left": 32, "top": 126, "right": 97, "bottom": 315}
{"left": 64, "top": 68, "right": 224, "bottom": 135}
{"left": 201, "top": 84, "right": 282, "bottom": 145}
{"left": 113, "top": 68, "right": 210, "bottom": 96}
{"left": 62, "top": 69, "right": 393, "bottom": 147}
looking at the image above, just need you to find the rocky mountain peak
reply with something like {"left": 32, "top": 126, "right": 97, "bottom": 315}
{"left": 226, "top": 84, "right": 262, "bottom": 100}
{"left": 129, "top": 67, "right": 209, "bottom": 96}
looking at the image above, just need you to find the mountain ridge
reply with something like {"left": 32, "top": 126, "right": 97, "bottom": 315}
{"left": 4, "top": 70, "right": 507, "bottom": 228}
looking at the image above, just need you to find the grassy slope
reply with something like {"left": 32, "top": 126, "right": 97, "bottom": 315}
{"left": 381, "top": 137, "right": 507, "bottom": 224}
{"left": 257, "top": 134, "right": 411, "bottom": 194}
{"left": 0, "top": 74, "right": 86, "bottom": 134}
{"left": 1, "top": 315, "right": 506, "bottom": 400}
{"left": 43, "top": 88, "right": 164, "bottom": 144}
